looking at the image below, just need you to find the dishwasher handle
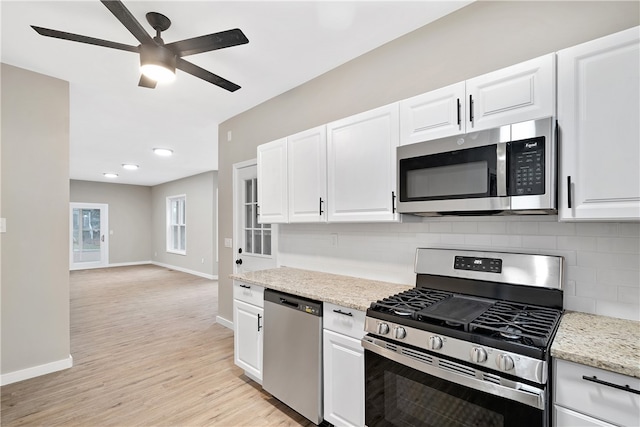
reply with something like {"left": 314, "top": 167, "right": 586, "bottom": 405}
{"left": 280, "top": 298, "right": 299, "bottom": 308}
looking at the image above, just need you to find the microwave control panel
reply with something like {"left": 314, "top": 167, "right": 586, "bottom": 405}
{"left": 509, "top": 137, "right": 545, "bottom": 196}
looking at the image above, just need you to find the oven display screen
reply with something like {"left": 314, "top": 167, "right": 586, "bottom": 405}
{"left": 454, "top": 256, "right": 502, "bottom": 273}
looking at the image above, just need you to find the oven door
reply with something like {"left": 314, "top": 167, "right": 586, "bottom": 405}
{"left": 363, "top": 336, "right": 548, "bottom": 427}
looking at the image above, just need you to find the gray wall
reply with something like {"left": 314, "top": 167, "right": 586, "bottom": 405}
{"left": 217, "top": 1, "right": 640, "bottom": 323}
{"left": 151, "top": 171, "right": 218, "bottom": 278}
{"left": 1, "top": 64, "right": 71, "bottom": 377}
{"left": 70, "top": 180, "right": 152, "bottom": 265}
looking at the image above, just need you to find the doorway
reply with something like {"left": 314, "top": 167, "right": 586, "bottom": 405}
{"left": 70, "top": 203, "right": 108, "bottom": 270}
{"left": 233, "top": 160, "right": 277, "bottom": 273}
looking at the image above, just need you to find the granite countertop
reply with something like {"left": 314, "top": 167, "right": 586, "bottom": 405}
{"left": 230, "top": 267, "right": 411, "bottom": 312}
{"left": 551, "top": 311, "right": 640, "bottom": 378}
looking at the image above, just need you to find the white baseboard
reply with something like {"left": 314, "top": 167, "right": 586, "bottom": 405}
{"left": 216, "top": 316, "right": 233, "bottom": 330}
{"left": 109, "top": 261, "right": 153, "bottom": 268}
{"left": 151, "top": 262, "right": 217, "bottom": 280}
{"left": 1, "top": 355, "right": 73, "bottom": 386}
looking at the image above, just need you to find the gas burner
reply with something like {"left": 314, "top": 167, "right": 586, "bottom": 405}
{"left": 500, "top": 326, "right": 523, "bottom": 339}
{"left": 369, "top": 288, "right": 452, "bottom": 318}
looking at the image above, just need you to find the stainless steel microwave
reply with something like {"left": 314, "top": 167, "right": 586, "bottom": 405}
{"left": 397, "top": 117, "right": 557, "bottom": 216}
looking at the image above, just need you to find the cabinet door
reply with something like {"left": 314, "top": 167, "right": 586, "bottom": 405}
{"left": 233, "top": 300, "right": 263, "bottom": 383}
{"left": 287, "top": 126, "right": 327, "bottom": 223}
{"left": 323, "top": 329, "right": 365, "bottom": 427}
{"left": 466, "top": 53, "right": 555, "bottom": 132}
{"left": 257, "top": 138, "right": 288, "bottom": 223}
{"left": 327, "top": 103, "right": 400, "bottom": 222}
{"left": 400, "top": 82, "right": 466, "bottom": 144}
{"left": 554, "top": 406, "right": 616, "bottom": 427}
{"left": 558, "top": 26, "right": 640, "bottom": 221}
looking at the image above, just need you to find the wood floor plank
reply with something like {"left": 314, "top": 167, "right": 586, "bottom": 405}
{"left": 1, "top": 265, "right": 313, "bottom": 426}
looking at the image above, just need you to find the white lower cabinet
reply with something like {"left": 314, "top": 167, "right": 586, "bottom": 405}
{"left": 323, "top": 303, "right": 366, "bottom": 427}
{"left": 553, "top": 359, "right": 640, "bottom": 427}
{"left": 233, "top": 281, "right": 264, "bottom": 384}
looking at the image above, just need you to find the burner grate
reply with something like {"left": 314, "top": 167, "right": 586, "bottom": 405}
{"left": 370, "top": 288, "right": 451, "bottom": 317}
{"left": 469, "top": 301, "right": 561, "bottom": 347}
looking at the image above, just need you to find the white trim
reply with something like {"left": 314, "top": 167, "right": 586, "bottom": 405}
{"left": 151, "top": 261, "right": 217, "bottom": 280}
{"left": 216, "top": 315, "right": 233, "bottom": 330}
{"left": 0, "top": 355, "right": 73, "bottom": 386}
{"left": 70, "top": 260, "right": 153, "bottom": 271}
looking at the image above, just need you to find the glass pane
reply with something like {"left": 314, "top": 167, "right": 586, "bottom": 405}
{"left": 245, "top": 230, "right": 252, "bottom": 253}
{"left": 263, "top": 230, "right": 271, "bottom": 255}
{"left": 173, "top": 225, "right": 179, "bottom": 249}
{"left": 406, "top": 161, "right": 488, "bottom": 198}
{"left": 264, "top": 223, "right": 271, "bottom": 229}
{"left": 245, "top": 179, "right": 253, "bottom": 203}
{"left": 172, "top": 201, "right": 178, "bottom": 223}
{"left": 254, "top": 230, "right": 262, "bottom": 254}
{"left": 180, "top": 225, "right": 186, "bottom": 250}
{"left": 252, "top": 178, "right": 258, "bottom": 204}
{"left": 245, "top": 205, "right": 252, "bottom": 228}
{"left": 73, "top": 208, "right": 101, "bottom": 263}
{"left": 180, "top": 200, "right": 186, "bottom": 224}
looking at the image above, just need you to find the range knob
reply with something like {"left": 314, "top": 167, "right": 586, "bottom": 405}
{"left": 496, "top": 353, "right": 515, "bottom": 371}
{"left": 394, "top": 326, "right": 406, "bottom": 339}
{"left": 377, "top": 322, "right": 390, "bottom": 335}
{"left": 428, "top": 335, "right": 443, "bottom": 350}
{"left": 470, "top": 346, "right": 488, "bottom": 363}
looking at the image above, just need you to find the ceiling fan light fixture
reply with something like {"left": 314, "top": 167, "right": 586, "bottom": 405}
{"left": 122, "top": 163, "right": 139, "bottom": 170}
{"left": 140, "top": 44, "right": 176, "bottom": 83}
{"left": 153, "top": 148, "right": 173, "bottom": 157}
{"left": 103, "top": 173, "right": 119, "bottom": 178}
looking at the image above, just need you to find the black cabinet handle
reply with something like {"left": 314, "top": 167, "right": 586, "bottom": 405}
{"left": 319, "top": 197, "right": 324, "bottom": 215}
{"left": 567, "top": 176, "right": 572, "bottom": 209}
{"left": 257, "top": 313, "right": 262, "bottom": 331}
{"left": 333, "top": 309, "right": 353, "bottom": 317}
{"left": 582, "top": 375, "right": 640, "bottom": 395}
{"left": 239, "top": 284, "right": 251, "bottom": 289}
{"left": 456, "top": 98, "right": 461, "bottom": 128}
{"left": 469, "top": 94, "right": 474, "bottom": 126}
{"left": 392, "top": 191, "right": 396, "bottom": 213}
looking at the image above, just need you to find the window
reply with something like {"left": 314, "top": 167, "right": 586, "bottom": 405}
{"left": 167, "top": 195, "right": 186, "bottom": 254}
{"left": 244, "top": 178, "right": 271, "bottom": 256}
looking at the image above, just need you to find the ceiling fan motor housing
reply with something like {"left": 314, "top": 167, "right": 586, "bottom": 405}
{"left": 140, "top": 43, "right": 176, "bottom": 81}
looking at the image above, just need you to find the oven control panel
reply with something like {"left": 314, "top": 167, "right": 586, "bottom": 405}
{"left": 454, "top": 256, "right": 502, "bottom": 273}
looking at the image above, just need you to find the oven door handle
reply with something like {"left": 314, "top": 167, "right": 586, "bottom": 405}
{"left": 362, "top": 336, "right": 545, "bottom": 410}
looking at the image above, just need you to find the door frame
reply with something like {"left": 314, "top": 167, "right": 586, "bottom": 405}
{"left": 69, "top": 202, "right": 109, "bottom": 270}
{"left": 232, "top": 159, "right": 278, "bottom": 274}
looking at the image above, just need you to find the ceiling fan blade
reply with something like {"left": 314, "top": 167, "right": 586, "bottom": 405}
{"left": 176, "top": 58, "right": 240, "bottom": 92}
{"left": 100, "top": 0, "right": 154, "bottom": 45}
{"left": 31, "top": 26, "right": 139, "bottom": 53}
{"left": 138, "top": 74, "right": 157, "bottom": 89}
{"left": 165, "top": 29, "right": 249, "bottom": 57}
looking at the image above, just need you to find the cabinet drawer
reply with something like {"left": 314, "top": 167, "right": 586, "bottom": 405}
{"left": 554, "top": 405, "right": 616, "bottom": 427}
{"left": 324, "top": 302, "right": 365, "bottom": 340}
{"left": 554, "top": 359, "right": 640, "bottom": 427}
{"left": 233, "top": 281, "right": 264, "bottom": 307}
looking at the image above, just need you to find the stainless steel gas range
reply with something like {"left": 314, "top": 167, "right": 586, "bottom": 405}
{"left": 362, "top": 248, "right": 563, "bottom": 427}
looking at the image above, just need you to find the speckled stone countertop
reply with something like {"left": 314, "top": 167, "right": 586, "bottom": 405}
{"left": 551, "top": 311, "right": 640, "bottom": 378}
{"left": 230, "top": 267, "right": 412, "bottom": 312}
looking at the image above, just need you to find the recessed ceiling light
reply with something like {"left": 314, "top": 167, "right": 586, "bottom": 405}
{"left": 153, "top": 148, "right": 173, "bottom": 157}
{"left": 122, "top": 164, "right": 139, "bottom": 170}
{"left": 103, "top": 173, "right": 118, "bottom": 178}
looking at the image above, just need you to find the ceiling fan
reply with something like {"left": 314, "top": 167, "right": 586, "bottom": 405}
{"left": 31, "top": 0, "right": 249, "bottom": 91}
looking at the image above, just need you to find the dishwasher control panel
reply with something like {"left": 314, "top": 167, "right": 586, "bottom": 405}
{"left": 303, "top": 305, "right": 320, "bottom": 315}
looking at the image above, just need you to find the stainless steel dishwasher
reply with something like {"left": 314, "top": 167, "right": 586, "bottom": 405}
{"left": 263, "top": 289, "right": 323, "bottom": 425}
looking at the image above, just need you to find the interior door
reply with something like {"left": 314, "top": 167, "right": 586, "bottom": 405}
{"left": 70, "top": 202, "right": 108, "bottom": 269}
{"left": 233, "top": 160, "right": 277, "bottom": 273}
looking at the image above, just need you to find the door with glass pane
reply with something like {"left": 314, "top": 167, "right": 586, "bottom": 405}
{"left": 70, "top": 203, "right": 108, "bottom": 269}
{"left": 233, "top": 161, "right": 277, "bottom": 273}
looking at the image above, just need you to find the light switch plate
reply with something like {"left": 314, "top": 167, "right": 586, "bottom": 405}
{"left": 224, "top": 238, "right": 233, "bottom": 248}
{"left": 0, "top": 218, "right": 6, "bottom": 233}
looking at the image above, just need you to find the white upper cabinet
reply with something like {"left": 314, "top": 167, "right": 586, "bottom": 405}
{"left": 558, "top": 26, "right": 640, "bottom": 221}
{"left": 399, "top": 82, "right": 466, "bottom": 144}
{"left": 287, "top": 126, "right": 328, "bottom": 223}
{"left": 399, "top": 54, "right": 555, "bottom": 146}
{"left": 257, "top": 137, "right": 288, "bottom": 223}
{"left": 466, "top": 53, "right": 556, "bottom": 132}
{"left": 327, "top": 103, "right": 400, "bottom": 222}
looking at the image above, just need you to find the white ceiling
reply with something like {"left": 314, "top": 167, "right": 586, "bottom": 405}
{"left": 1, "top": 1, "right": 471, "bottom": 186}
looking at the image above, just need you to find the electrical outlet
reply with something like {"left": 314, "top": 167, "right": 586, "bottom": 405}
{"left": 201, "top": 258, "right": 205, "bottom": 264}
{"left": 330, "top": 233, "right": 338, "bottom": 247}
{"left": 0, "top": 218, "right": 6, "bottom": 233}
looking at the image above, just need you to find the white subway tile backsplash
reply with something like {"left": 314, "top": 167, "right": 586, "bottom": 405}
{"left": 279, "top": 219, "right": 640, "bottom": 321}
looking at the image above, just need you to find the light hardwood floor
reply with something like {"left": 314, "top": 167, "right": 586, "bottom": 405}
{"left": 1, "top": 265, "right": 313, "bottom": 426}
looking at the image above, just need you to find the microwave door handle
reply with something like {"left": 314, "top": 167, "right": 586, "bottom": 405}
{"left": 496, "top": 142, "right": 508, "bottom": 197}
